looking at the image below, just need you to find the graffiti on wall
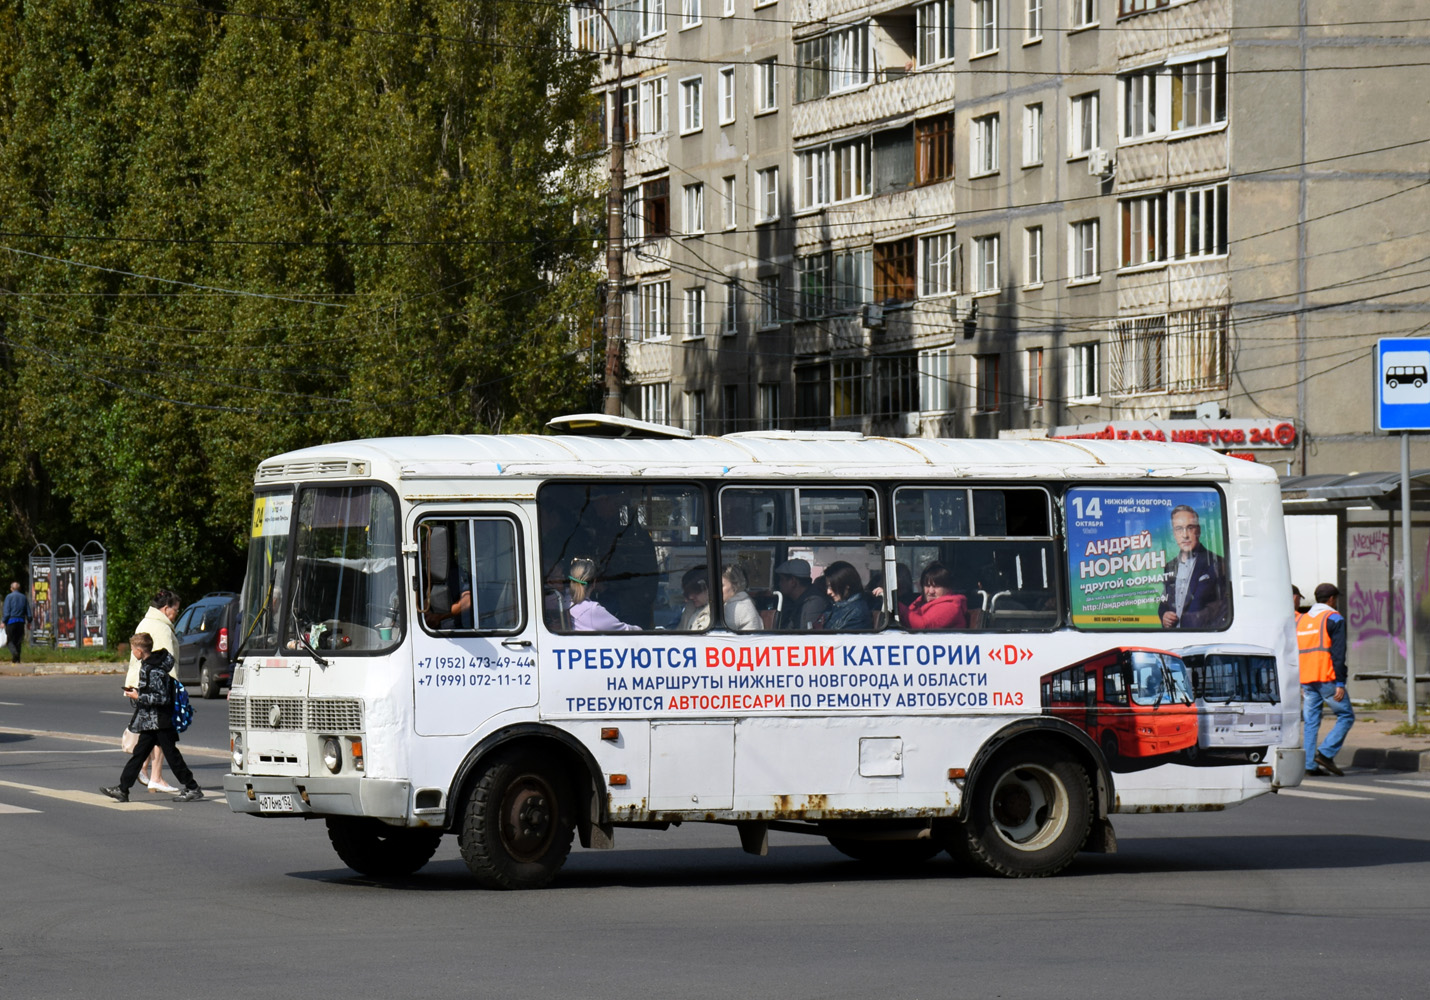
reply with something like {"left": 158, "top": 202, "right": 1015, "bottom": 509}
{"left": 1345, "top": 526, "right": 1429, "bottom": 659}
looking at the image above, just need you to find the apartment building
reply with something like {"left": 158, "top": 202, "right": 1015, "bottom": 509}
{"left": 572, "top": 0, "right": 1430, "bottom": 476}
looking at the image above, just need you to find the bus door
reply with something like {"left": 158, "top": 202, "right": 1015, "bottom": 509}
{"left": 411, "top": 508, "right": 538, "bottom": 737}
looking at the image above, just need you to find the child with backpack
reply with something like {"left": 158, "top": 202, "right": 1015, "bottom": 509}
{"left": 101, "top": 632, "right": 204, "bottom": 803}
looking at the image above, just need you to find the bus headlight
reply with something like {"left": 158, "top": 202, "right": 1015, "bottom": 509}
{"left": 231, "top": 734, "right": 244, "bottom": 770}
{"left": 322, "top": 737, "right": 342, "bottom": 773}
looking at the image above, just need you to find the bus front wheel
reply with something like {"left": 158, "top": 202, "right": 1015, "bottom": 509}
{"left": 957, "top": 744, "right": 1092, "bottom": 878}
{"left": 325, "top": 816, "right": 443, "bottom": 878}
{"left": 459, "top": 751, "right": 575, "bottom": 890}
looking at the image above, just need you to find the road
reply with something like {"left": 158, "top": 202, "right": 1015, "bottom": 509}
{"left": 3, "top": 674, "right": 1428, "bottom": 999}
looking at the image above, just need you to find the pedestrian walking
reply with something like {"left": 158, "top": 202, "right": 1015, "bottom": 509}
{"left": 101, "top": 631, "right": 203, "bottom": 803}
{"left": 123, "top": 589, "right": 182, "bottom": 793}
{"left": 3, "top": 581, "right": 31, "bottom": 663}
{"left": 1298, "top": 582, "right": 1353, "bottom": 776}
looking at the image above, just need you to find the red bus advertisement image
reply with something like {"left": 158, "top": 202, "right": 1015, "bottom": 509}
{"left": 1041, "top": 647, "right": 1197, "bottom": 770}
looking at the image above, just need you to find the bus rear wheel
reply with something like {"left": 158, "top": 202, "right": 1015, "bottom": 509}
{"left": 957, "top": 744, "right": 1092, "bottom": 878}
{"left": 325, "top": 816, "right": 443, "bottom": 878}
{"left": 826, "top": 836, "right": 942, "bottom": 868}
{"left": 459, "top": 751, "right": 574, "bottom": 890}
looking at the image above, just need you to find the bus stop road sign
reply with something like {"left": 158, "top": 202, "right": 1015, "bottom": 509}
{"left": 1377, "top": 339, "right": 1430, "bottom": 431}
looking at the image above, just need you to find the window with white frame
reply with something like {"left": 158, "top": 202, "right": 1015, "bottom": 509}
{"left": 683, "top": 182, "right": 704, "bottom": 236}
{"left": 723, "top": 0, "right": 734, "bottom": 14}
{"left": 638, "top": 280, "right": 670, "bottom": 341}
{"left": 1111, "top": 314, "right": 1165, "bottom": 394}
{"left": 682, "top": 0, "right": 701, "bottom": 28}
{"left": 1072, "top": 0, "right": 1097, "bottom": 28}
{"left": 974, "top": 353, "right": 1000, "bottom": 412}
{"left": 572, "top": 4, "right": 606, "bottom": 51}
{"left": 722, "top": 281, "right": 738, "bottom": 334}
{"left": 1174, "top": 56, "right": 1227, "bottom": 130}
{"left": 1120, "top": 194, "right": 1164, "bottom": 267}
{"left": 833, "top": 247, "right": 873, "bottom": 310}
{"left": 721, "top": 175, "right": 737, "bottom": 229}
{"left": 623, "top": 185, "right": 641, "bottom": 240}
{"left": 759, "top": 274, "right": 781, "bottom": 326}
{"left": 1024, "top": 225, "right": 1043, "bottom": 286}
{"left": 830, "top": 23, "right": 870, "bottom": 92}
{"left": 972, "top": 0, "right": 997, "bottom": 56}
{"left": 1121, "top": 67, "right": 1160, "bottom": 140}
{"left": 920, "top": 232, "right": 956, "bottom": 297}
{"left": 797, "top": 253, "right": 830, "bottom": 318}
{"left": 833, "top": 138, "right": 871, "bottom": 201}
{"left": 679, "top": 76, "right": 703, "bottom": 133}
{"left": 718, "top": 66, "right": 735, "bottom": 124}
{"left": 620, "top": 84, "right": 639, "bottom": 142}
{"left": 683, "top": 286, "right": 705, "bottom": 338}
{"left": 684, "top": 390, "right": 705, "bottom": 433}
{"left": 638, "top": 77, "right": 668, "bottom": 135}
{"left": 797, "top": 146, "right": 830, "bottom": 210}
{"left": 1025, "top": 0, "right": 1042, "bottom": 41}
{"left": 640, "top": 382, "right": 670, "bottom": 424}
{"left": 758, "top": 383, "right": 781, "bottom": 429}
{"left": 755, "top": 166, "right": 779, "bottom": 222}
{"left": 641, "top": 0, "right": 666, "bottom": 38}
{"left": 1022, "top": 103, "right": 1043, "bottom": 165}
{"left": 971, "top": 113, "right": 999, "bottom": 175}
{"left": 973, "top": 234, "right": 999, "bottom": 294}
{"left": 1069, "top": 92, "right": 1099, "bottom": 157}
{"left": 1069, "top": 219, "right": 1099, "bottom": 281}
{"left": 1069, "top": 341, "right": 1100, "bottom": 401}
{"left": 1024, "top": 347, "right": 1043, "bottom": 408}
{"left": 1173, "top": 183, "right": 1228, "bottom": 258}
{"left": 755, "top": 58, "right": 778, "bottom": 113}
{"left": 918, "top": 346, "right": 955, "bottom": 411}
{"left": 916, "top": 0, "right": 955, "bottom": 66}
{"left": 622, "top": 286, "right": 639, "bottom": 340}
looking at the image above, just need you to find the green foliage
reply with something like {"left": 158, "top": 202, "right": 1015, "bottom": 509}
{"left": 0, "top": 0, "right": 601, "bottom": 629}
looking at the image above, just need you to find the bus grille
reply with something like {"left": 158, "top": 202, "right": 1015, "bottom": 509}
{"left": 229, "top": 696, "right": 364, "bottom": 734}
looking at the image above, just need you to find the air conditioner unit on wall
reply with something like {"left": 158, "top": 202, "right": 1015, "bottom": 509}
{"left": 1087, "top": 148, "right": 1113, "bottom": 177}
{"left": 860, "top": 303, "right": 885, "bottom": 329}
{"left": 954, "top": 295, "right": 974, "bottom": 319}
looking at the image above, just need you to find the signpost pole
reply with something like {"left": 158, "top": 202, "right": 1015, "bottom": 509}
{"left": 1402, "top": 431, "right": 1417, "bottom": 726}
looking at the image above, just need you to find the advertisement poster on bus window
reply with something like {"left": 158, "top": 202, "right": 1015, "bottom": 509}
{"left": 1065, "top": 486, "right": 1230, "bottom": 630}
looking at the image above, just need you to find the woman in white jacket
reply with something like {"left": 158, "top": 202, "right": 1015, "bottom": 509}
{"left": 122, "top": 590, "right": 182, "bottom": 793}
{"left": 721, "top": 565, "right": 761, "bottom": 632}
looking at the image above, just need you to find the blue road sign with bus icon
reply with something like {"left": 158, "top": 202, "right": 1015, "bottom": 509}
{"left": 1378, "top": 339, "right": 1430, "bottom": 431}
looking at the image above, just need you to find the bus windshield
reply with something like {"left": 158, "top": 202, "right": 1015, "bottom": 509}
{"left": 241, "top": 492, "right": 293, "bottom": 654}
{"left": 1129, "top": 651, "right": 1195, "bottom": 707}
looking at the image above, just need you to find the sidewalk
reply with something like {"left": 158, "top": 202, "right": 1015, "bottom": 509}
{"left": 0, "top": 660, "right": 126, "bottom": 677}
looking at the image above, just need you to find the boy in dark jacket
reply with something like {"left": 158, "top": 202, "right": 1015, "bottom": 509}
{"left": 101, "top": 632, "right": 203, "bottom": 803}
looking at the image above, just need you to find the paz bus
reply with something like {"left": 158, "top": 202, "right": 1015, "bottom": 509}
{"left": 223, "top": 415, "right": 1304, "bottom": 887}
{"left": 1174, "top": 643, "right": 1285, "bottom": 762}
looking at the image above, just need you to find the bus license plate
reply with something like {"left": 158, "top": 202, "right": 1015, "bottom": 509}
{"left": 258, "top": 793, "right": 297, "bottom": 813}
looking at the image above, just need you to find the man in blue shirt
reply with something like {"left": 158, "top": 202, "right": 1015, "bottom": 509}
{"left": 3, "top": 582, "right": 32, "bottom": 663}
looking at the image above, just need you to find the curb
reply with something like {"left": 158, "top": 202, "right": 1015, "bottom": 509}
{"left": 1350, "top": 746, "right": 1430, "bottom": 773}
{"left": 0, "top": 663, "right": 125, "bottom": 677}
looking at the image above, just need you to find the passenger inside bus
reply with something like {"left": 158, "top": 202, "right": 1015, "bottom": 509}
{"left": 721, "top": 564, "right": 761, "bottom": 632}
{"left": 676, "top": 566, "right": 711, "bottom": 631}
{"left": 566, "top": 557, "right": 641, "bottom": 632}
{"left": 820, "top": 562, "right": 873, "bottom": 630}
{"left": 906, "top": 561, "right": 969, "bottom": 630}
{"left": 774, "top": 559, "right": 829, "bottom": 631}
{"left": 542, "top": 561, "right": 571, "bottom": 631}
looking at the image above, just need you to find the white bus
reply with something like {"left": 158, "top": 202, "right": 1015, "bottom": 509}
{"left": 224, "top": 416, "right": 1304, "bottom": 887}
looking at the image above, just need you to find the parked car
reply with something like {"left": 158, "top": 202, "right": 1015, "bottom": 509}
{"left": 174, "top": 591, "right": 240, "bottom": 699}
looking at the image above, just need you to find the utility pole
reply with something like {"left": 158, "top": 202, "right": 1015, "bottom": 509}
{"left": 596, "top": 5, "right": 625, "bottom": 417}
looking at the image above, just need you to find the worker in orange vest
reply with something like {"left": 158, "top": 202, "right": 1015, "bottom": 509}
{"left": 1298, "top": 582, "right": 1353, "bottom": 776}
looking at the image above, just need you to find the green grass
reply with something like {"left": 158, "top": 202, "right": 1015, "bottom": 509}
{"left": 1388, "top": 721, "right": 1430, "bottom": 737}
{"left": 22, "top": 644, "right": 130, "bottom": 664}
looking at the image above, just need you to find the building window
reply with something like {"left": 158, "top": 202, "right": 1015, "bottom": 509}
{"left": 1022, "top": 103, "right": 1043, "bottom": 165}
{"left": 832, "top": 360, "right": 867, "bottom": 418}
{"left": 683, "top": 182, "right": 704, "bottom": 236}
{"left": 683, "top": 286, "right": 705, "bottom": 338}
{"left": 722, "top": 175, "right": 737, "bottom": 229}
{"left": 920, "top": 232, "right": 956, "bottom": 297}
{"left": 915, "top": 113, "right": 955, "bottom": 184}
{"left": 919, "top": 347, "right": 955, "bottom": 412}
{"left": 722, "top": 281, "right": 739, "bottom": 335}
{"left": 1069, "top": 219, "right": 1099, "bottom": 282}
{"left": 875, "top": 354, "right": 919, "bottom": 417}
{"left": 972, "top": 0, "right": 997, "bottom": 56}
{"left": 638, "top": 77, "right": 668, "bottom": 135}
{"left": 1174, "top": 56, "right": 1227, "bottom": 130}
{"left": 638, "top": 280, "right": 670, "bottom": 341}
{"left": 1072, "top": 0, "right": 1097, "bottom": 28}
{"left": 1112, "top": 315, "right": 1165, "bottom": 394}
{"left": 1119, "top": 0, "right": 1170, "bottom": 14}
{"left": 755, "top": 167, "right": 779, "bottom": 222}
{"left": 619, "top": 84, "right": 639, "bottom": 142}
{"left": 971, "top": 114, "right": 999, "bottom": 176}
{"left": 1121, "top": 68, "right": 1160, "bottom": 140}
{"left": 755, "top": 58, "right": 778, "bottom": 113}
{"left": 1069, "top": 92, "right": 1099, "bottom": 157}
{"left": 723, "top": 0, "right": 734, "bottom": 14}
{"left": 758, "top": 383, "right": 782, "bottom": 429}
{"left": 622, "top": 286, "right": 639, "bottom": 340}
{"left": 1025, "top": 0, "right": 1042, "bottom": 41}
{"left": 797, "top": 147, "right": 830, "bottom": 210}
{"left": 975, "top": 353, "right": 1000, "bottom": 412}
{"left": 759, "top": 274, "right": 781, "bottom": 327}
{"left": 916, "top": 0, "right": 955, "bottom": 66}
{"left": 718, "top": 66, "right": 736, "bottom": 124}
{"left": 874, "top": 237, "right": 916, "bottom": 303}
{"left": 795, "top": 365, "right": 830, "bottom": 427}
{"left": 684, "top": 390, "right": 706, "bottom": 434}
{"left": 973, "top": 234, "right": 999, "bottom": 294}
{"left": 833, "top": 247, "right": 873, "bottom": 310}
{"left": 1173, "top": 183, "right": 1228, "bottom": 258}
{"left": 1165, "top": 307, "right": 1229, "bottom": 392}
{"left": 1024, "top": 226, "right": 1043, "bottom": 287}
{"left": 1069, "top": 341, "right": 1100, "bottom": 401}
{"left": 797, "top": 252, "right": 830, "bottom": 318}
{"left": 1120, "top": 194, "right": 1165, "bottom": 267}
{"left": 640, "top": 382, "right": 670, "bottom": 424}
{"left": 572, "top": 4, "right": 607, "bottom": 51}
{"left": 723, "top": 384, "right": 740, "bottom": 431}
{"left": 679, "top": 76, "right": 703, "bottom": 133}
{"left": 641, "top": 177, "right": 669, "bottom": 238}
{"left": 623, "top": 185, "right": 641, "bottom": 239}
{"left": 796, "top": 23, "right": 870, "bottom": 102}
{"left": 639, "top": 0, "right": 667, "bottom": 38}
{"left": 1024, "top": 347, "right": 1043, "bottom": 408}
{"left": 682, "top": 0, "right": 701, "bottom": 28}
{"left": 800, "top": 139, "right": 872, "bottom": 208}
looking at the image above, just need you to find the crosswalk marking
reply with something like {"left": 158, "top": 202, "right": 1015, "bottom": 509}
{"left": 0, "top": 778, "right": 166, "bottom": 811}
{"left": 0, "top": 802, "right": 41, "bottom": 814}
{"left": 1280, "top": 788, "right": 1372, "bottom": 801}
{"left": 1301, "top": 779, "right": 1430, "bottom": 800}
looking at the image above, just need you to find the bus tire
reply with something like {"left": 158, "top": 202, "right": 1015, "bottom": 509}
{"left": 459, "top": 750, "right": 574, "bottom": 890}
{"left": 959, "top": 744, "right": 1092, "bottom": 878}
{"left": 325, "top": 816, "right": 443, "bottom": 878}
{"left": 826, "top": 836, "right": 942, "bottom": 867}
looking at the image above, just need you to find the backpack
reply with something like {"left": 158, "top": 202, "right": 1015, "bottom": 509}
{"left": 171, "top": 678, "right": 194, "bottom": 734}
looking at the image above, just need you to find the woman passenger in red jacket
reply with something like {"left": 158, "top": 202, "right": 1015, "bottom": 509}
{"left": 906, "top": 561, "right": 968, "bottom": 630}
